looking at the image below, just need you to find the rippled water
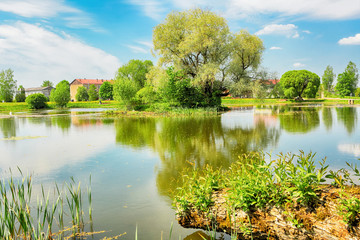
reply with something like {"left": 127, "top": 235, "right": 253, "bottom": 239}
{"left": 0, "top": 105, "right": 359, "bottom": 239}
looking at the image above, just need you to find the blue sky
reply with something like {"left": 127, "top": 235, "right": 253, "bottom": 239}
{"left": 0, "top": 0, "right": 359, "bottom": 87}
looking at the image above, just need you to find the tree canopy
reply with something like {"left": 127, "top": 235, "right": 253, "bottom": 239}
{"left": 75, "top": 86, "right": 89, "bottom": 101}
{"left": 99, "top": 81, "right": 113, "bottom": 100}
{"left": 88, "top": 84, "right": 98, "bottom": 101}
{"left": 322, "top": 65, "right": 335, "bottom": 92}
{"left": 335, "top": 61, "right": 359, "bottom": 97}
{"left": 41, "top": 80, "right": 54, "bottom": 87}
{"left": 50, "top": 80, "right": 70, "bottom": 107}
{"left": 280, "top": 70, "right": 320, "bottom": 100}
{"left": 115, "top": 60, "right": 153, "bottom": 90}
{"left": 15, "top": 85, "right": 26, "bottom": 102}
{"left": 0, "top": 69, "right": 16, "bottom": 102}
{"left": 152, "top": 8, "right": 264, "bottom": 105}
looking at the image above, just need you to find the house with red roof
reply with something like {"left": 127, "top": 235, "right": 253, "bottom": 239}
{"left": 69, "top": 78, "right": 113, "bottom": 101}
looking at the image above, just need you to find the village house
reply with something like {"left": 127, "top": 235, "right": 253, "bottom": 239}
{"left": 69, "top": 78, "right": 112, "bottom": 101}
{"left": 25, "top": 86, "right": 54, "bottom": 98}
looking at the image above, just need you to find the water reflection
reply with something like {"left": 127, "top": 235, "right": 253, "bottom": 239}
{"left": 278, "top": 107, "right": 320, "bottom": 133}
{"left": 322, "top": 107, "right": 333, "bottom": 131}
{"left": 114, "top": 116, "right": 280, "bottom": 196}
{"left": 336, "top": 107, "right": 357, "bottom": 134}
{"left": 0, "top": 117, "right": 17, "bottom": 138}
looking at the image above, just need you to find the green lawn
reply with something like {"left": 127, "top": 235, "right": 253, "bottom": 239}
{"left": 221, "top": 97, "right": 360, "bottom": 107}
{"left": 0, "top": 98, "right": 359, "bottom": 114}
{"left": 0, "top": 100, "right": 122, "bottom": 113}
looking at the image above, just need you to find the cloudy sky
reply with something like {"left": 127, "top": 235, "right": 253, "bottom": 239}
{"left": 0, "top": 0, "right": 359, "bottom": 87}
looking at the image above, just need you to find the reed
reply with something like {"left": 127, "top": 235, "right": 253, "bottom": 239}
{"left": 0, "top": 169, "right": 92, "bottom": 240}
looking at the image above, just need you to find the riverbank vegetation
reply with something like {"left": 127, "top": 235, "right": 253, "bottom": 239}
{"left": 174, "top": 151, "right": 360, "bottom": 239}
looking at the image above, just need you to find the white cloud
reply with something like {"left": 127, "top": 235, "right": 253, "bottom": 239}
{"left": 127, "top": 40, "right": 154, "bottom": 54}
{"left": 270, "top": 46, "right": 282, "bottom": 50}
{"left": 0, "top": 0, "right": 100, "bottom": 31}
{"left": 226, "top": 0, "right": 360, "bottom": 20}
{"left": 129, "top": 0, "right": 360, "bottom": 21}
{"left": 0, "top": 0, "right": 79, "bottom": 18}
{"left": 0, "top": 22, "right": 120, "bottom": 87}
{"left": 127, "top": 45, "right": 148, "bottom": 54}
{"left": 127, "top": 0, "right": 167, "bottom": 20}
{"left": 338, "top": 33, "right": 360, "bottom": 45}
{"left": 303, "top": 30, "right": 311, "bottom": 34}
{"left": 137, "top": 41, "right": 154, "bottom": 49}
{"left": 256, "top": 24, "right": 299, "bottom": 38}
{"left": 293, "top": 62, "right": 305, "bottom": 68}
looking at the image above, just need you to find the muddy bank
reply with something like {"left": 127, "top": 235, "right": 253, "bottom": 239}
{"left": 177, "top": 185, "right": 360, "bottom": 240}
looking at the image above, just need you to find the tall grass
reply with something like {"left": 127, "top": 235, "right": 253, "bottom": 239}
{"left": 0, "top": 169, "right": 92, "bottom": 240}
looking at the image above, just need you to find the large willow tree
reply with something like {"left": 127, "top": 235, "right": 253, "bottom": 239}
{"left": 152, "top": 8, "right": 264, "bottom": 105}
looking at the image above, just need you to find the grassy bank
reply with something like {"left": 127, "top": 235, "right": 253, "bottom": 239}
{"left": 0, "top": 100, "right": 121, "bottom": 113}
{"left": 221, "top": 97, "right": 360, "bottom": 107}
{"left": 174, "top": 151, "right": 360, "bottom": 238}
{"left": 1, "top": 97, "right": 359, "bottom": 114}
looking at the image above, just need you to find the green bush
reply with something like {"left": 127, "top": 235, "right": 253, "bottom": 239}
{"left": 25, "top": 93, "right": 48, "bottom": 109}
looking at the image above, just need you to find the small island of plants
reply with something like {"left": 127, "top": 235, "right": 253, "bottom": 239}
{"left": 174, "top": 151, "right": 360, "bottom": 239}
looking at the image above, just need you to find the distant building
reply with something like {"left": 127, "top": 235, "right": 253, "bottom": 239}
{"left": 69, "top": 79, "right": 112, "bottom": 101}
{"left": 25, "top": 86, "right": 54, "bottom": 98}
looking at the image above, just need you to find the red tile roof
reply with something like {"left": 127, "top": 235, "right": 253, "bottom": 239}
{"left": 262, "top": 79, "right": 280, "bottom": 85}
{"left": 71, "top": 79, "right": 113, "bottom": 85}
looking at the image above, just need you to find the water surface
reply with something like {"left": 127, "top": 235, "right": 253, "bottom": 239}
{"left": 0, "top": 105, "right": 359, "bottom": 239}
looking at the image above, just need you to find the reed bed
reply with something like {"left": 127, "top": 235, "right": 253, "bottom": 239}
{"left": 0, "top": 169, "right": 93, "bottom": 240}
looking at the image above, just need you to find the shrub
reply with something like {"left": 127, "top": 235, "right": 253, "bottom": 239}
{"left": 25, "top": 93, "right": 48, "bottom": 109}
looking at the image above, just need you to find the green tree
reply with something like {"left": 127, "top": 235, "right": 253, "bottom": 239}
{"left": 113, "top": 77, "right": 138, "bottom": 109}
{"left": 99, "top": 81, "right": 113, "bottom": 100}
{"left": 355, "top": 87, "right": 360, "bottom": 97}
{"left": 15, "top": 85, "right": 26, "bottom": 102}
{"left": 116, "top": 60, "right": 153, "bottom": 90}
{"left": 51, "top": 80, "right": 70, "bottom": 107}
{"left": 228, "top": 30, "right": 265, "bottom": 82}
{"left": 280, "top": 70, "right": 320, "bottom": 100}
{"left": 153, "top": 8, "right": 264, "bottom": 106}
{"left": 75, "top": 86, "right": 89, "bottom": 101}
{"left": 88, "top": 84, "right": 98, "bottom": 101}
{"left": 322, "top": 65, "right": 335, "bottom": 92}
{"left": 25, "top": 93, "right": 48, "bottom": 109}
{"left": 0, "top": 69, "right": 16, "bottom": 102}
{"left": 41, "top": 80, "right": 54, "bottom": 87}
{"left": 335, "top": 61, "right": 359, "bottom": 97}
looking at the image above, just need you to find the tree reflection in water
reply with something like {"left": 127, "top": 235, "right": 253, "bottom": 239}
{"left": 336, "top": 107, "right": 357, "bottom": 134}
{"left": 0, "top": 117, "right": 17, "bottom": 138}
{"left": 114, "top": 115, "right": 280, "bottom": 197}
{"left": 278, "top": 106, "right": 320, "bottom": 133}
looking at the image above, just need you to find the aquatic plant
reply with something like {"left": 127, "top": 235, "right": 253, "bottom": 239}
{"left": 0, "top": 169, "right": 92, "bottom": 240}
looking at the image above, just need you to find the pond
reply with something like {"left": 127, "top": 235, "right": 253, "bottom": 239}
{"left": 0, "top": 105, "right": 359, "bottom": 239}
